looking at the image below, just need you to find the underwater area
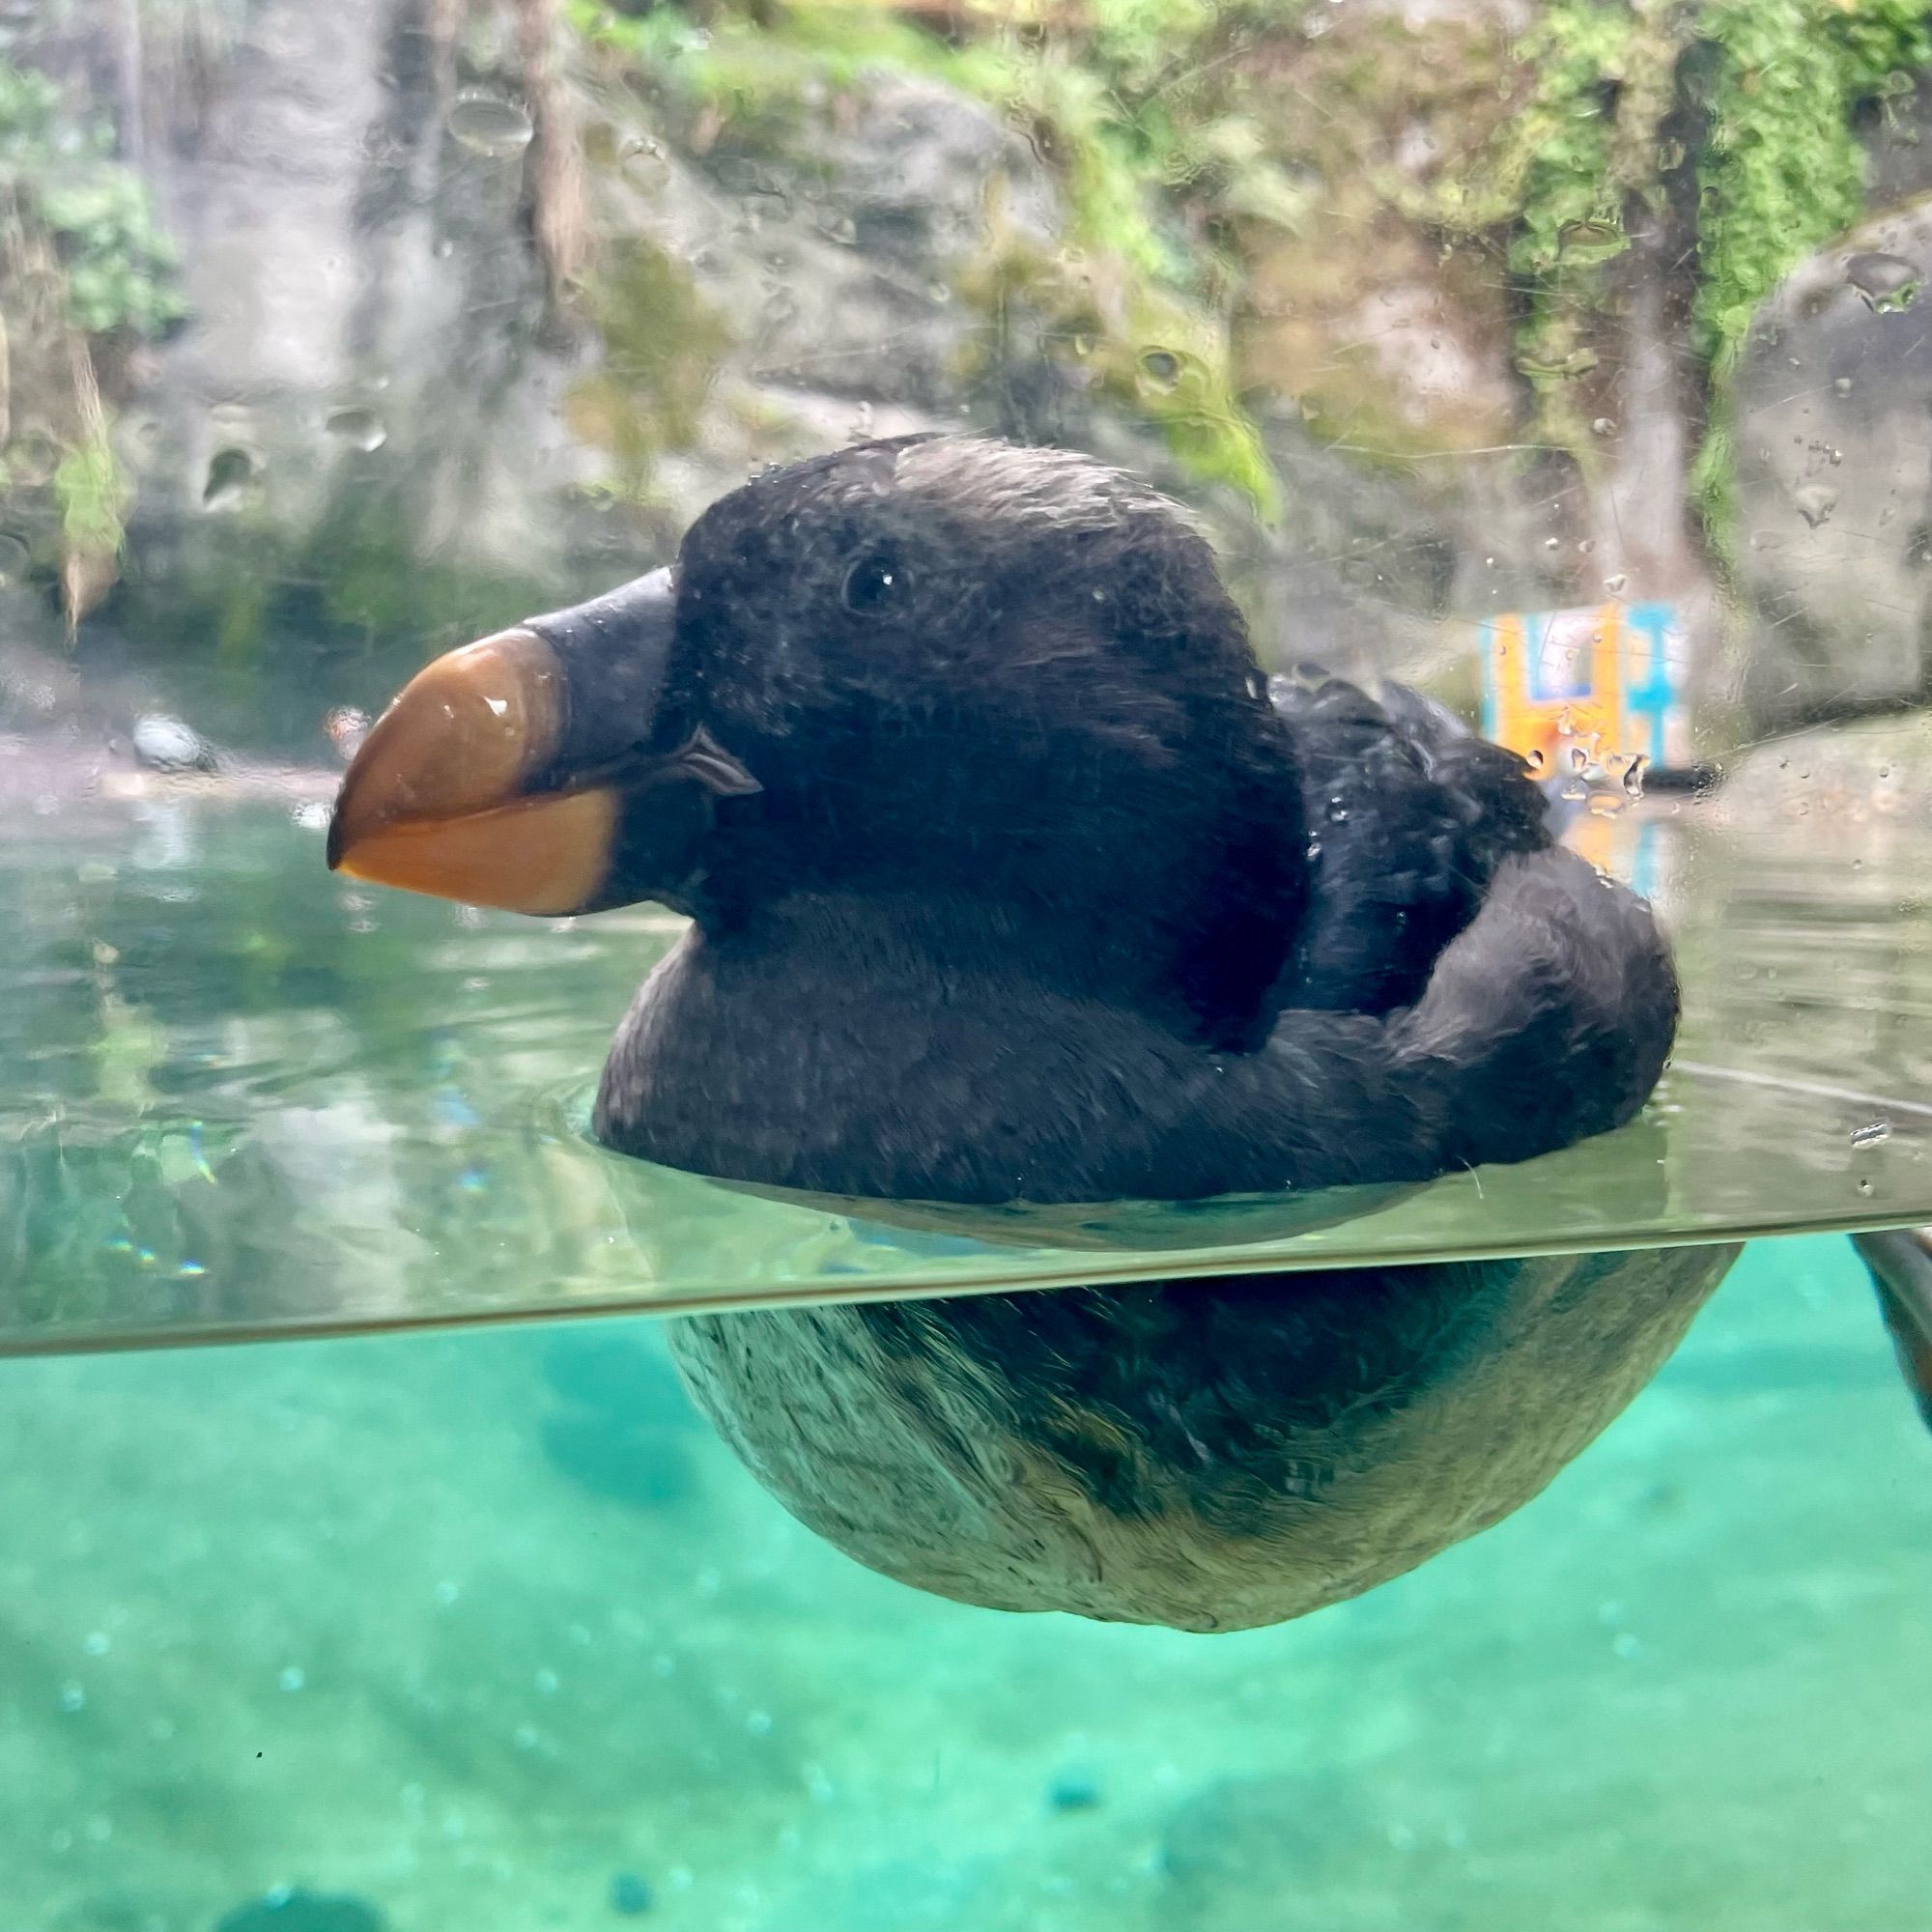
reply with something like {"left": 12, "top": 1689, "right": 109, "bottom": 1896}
{"left": 3, "top": 0, "right": 1932, "bottom": 1924}
{"left": 0, "top": 1236, "right": 1927, "bottom": 1931}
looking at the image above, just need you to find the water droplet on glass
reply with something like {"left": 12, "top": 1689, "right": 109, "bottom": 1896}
{"left": 1851, "top": 1121, "right": 1892, "bottom": 1150}
{"left": 202, "top": 446, "right": 259, "bottom": 513}
{"left": 1542, "top": 536, "right": 1560, "bottom": 551}
{"left": 1794, "top": 482, "right": 1837, "bottom": 527}
{"left": 1138, "top": 348, "right": 1182, "bottom": 390}
{"left": 0, "top": 530, "right": 29, "bottom": 583}
{"left": 1845, "top": 250, "right": 1919, "bottom": 312}
{"left": 619, "top": 133, "right": 666, "bottom": 174}
{"left": 1558, "top": 217, "right": 1624, "bottom": 266}
{"left": 133, "top": 715, "right": 215, "bottom": 772}
{"left": 1857, "top": 1177, "right": 1875, "bottom": 1197}
{"left": 1833, "top": 375, "right": 1854, "bottom": 396}
{"left": 325, "top": 406, "right": 387, "bottom": 453}
{"left": 8, "top": 428, "right": 60, "bottom": 487}
{"left": 324, "top": 706, "right": 369, "bottom": 759}
{"left": 1590, "top": 416, "right": 1616, "bottom": 437}
{"left": 1603, "top": 572, "right": 1628, "bottom": 595}
{"left": 448, "top": 91, "right": 534, "bottom": 160}
{"left": 1621, "top": 754, "right": 1647, "bottom": 800}
{"left": 1525, "top": 747, "right": 1547, "bottom": 774}
{"left": 815, "top": 212, "right": 857, "bottom": 246}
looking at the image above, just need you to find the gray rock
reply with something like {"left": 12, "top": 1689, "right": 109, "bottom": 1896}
{"left": 1730, "top": 193, "right": 1932, "bottom": 728}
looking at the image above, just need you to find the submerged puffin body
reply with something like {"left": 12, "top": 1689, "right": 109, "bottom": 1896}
{"left": 330, "top": 436, "right": 1752, "bottom": 1631}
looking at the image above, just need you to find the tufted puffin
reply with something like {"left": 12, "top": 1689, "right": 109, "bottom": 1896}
{"left": 327, "top": 435, "right": 1763, "bottom": 1632}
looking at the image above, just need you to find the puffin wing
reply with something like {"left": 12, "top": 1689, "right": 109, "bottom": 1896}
{"left": 1270, "top": 673, "right": 1548, "bottom": 1014}
{"left": 1143, "top": 844, "right": 1677, "bottom": 1198}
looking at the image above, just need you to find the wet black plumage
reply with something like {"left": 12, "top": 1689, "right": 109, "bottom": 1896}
{"left": 592, "top": 438, "right": 1672, "bottom": 1206}
{"left": 574, "top": 438, "right": 1735, "bottom": 1629}
{"left": 342, "top": 435, "right": 1741, "bottom": 1629}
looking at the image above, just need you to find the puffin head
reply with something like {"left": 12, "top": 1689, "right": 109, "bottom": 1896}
{"left": 329, "top": 436, "right": 1307, "bottom": 1040}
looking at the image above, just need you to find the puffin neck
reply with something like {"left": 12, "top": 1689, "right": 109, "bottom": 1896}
{"left": 681, "top": 885, "right": 1261, "bottom": 1039}
{"left": 680, "top": 705, "right": 1308, "bottom": 1046}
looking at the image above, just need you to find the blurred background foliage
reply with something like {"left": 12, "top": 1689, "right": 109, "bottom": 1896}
{"left": 1, "top": 0, "right": 1931, "bottom": 744}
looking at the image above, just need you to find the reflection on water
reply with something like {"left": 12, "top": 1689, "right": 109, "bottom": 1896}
{"left": 0, "top": 1236, "right": 1925, "bottom": 1929}
{"left": 3, "top": 764, "right": 1932, "bottom": 1351}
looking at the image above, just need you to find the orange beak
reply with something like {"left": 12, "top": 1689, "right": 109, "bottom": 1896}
{"left": 327, "top": 569, "right": 757, "bottom": 916}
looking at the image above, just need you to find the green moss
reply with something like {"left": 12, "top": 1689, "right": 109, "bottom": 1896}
{"left": 569, "top": 236, "right": 732, "bottom": 497}
{"left": 52, "top": 430, "right": 128, "bottom": 560}
{"left": 1412, "top": 1, "right": 1672, "bottom": 458}
{"left": 306, "top": 494, "right": 559, "bottom": 650}
{"left": 1687, "top": 0, "right": 1932, "bottom": 554}
{"left": 574, "top": 0, "right": 1290, "bottom": 521}
{"left": 1420, "top": 0, "right": 1932, "bottom": 558}
{"left": 0, "top": 60, "right": 185, "bottom": 625}
{"left": 0, "top": 63, "right": 185, "bottom": 338}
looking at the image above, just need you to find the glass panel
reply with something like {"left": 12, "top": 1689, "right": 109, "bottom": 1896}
{"left": 7, "top": 0, "right": 1932, "bottom": 1354}
{"left": 6, "top": 3, "right": 1932, "bottom": 1918}
{"left": 4, "top": 781, "right": 1930, "bottom": 1353}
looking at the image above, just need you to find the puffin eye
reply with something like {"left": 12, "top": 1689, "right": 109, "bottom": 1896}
{"left": 841, "top": 550, "right": 912, "bottom": 616}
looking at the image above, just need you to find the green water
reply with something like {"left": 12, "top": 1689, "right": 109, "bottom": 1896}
{"left": 1, "top": 1236, "right": 1926, "bottom": 1930}
{"left": 7, "top": 780, "right": 1932, "bottom": 1353}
